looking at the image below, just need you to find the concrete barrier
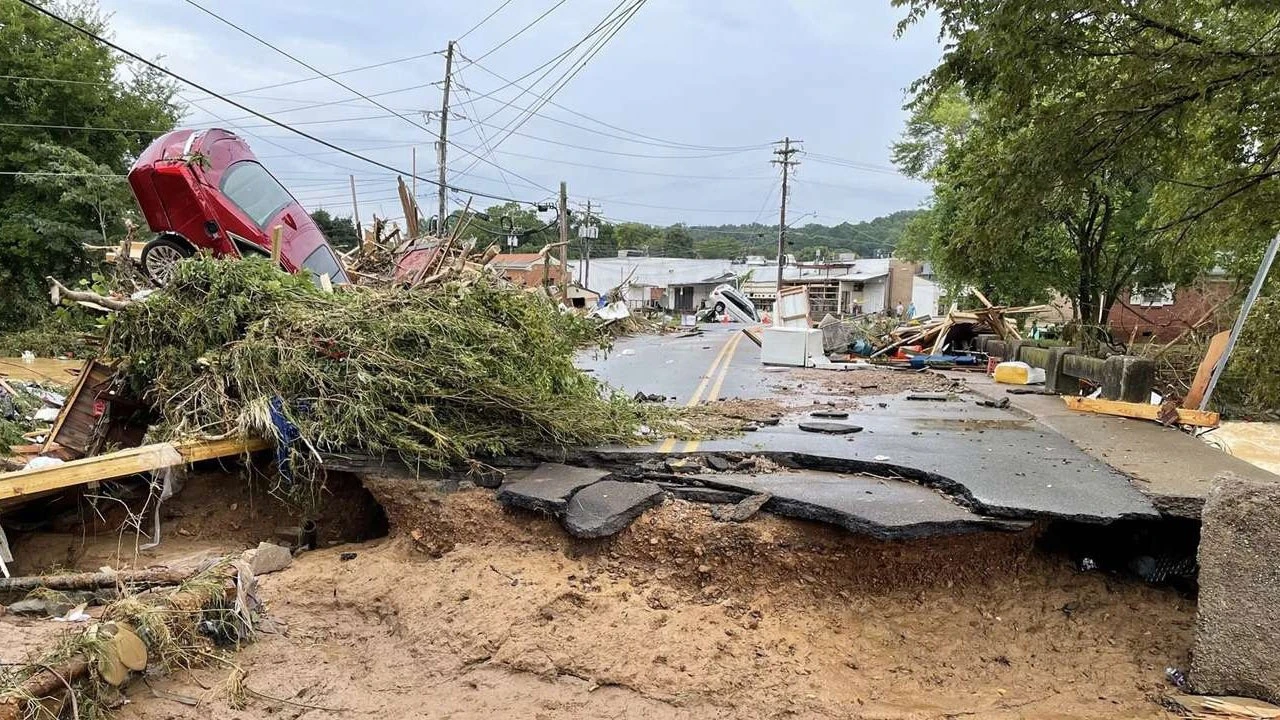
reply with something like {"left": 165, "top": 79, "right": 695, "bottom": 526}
{"left": 1053, "top": 352, "right": 1153, "bottom": 402}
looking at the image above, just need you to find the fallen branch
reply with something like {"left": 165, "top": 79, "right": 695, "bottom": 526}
{"left": 47, "top": 277, "right": 131, "bottom": 312}
{"left": 0, "top": 568, "right": 193, "bottom": 594}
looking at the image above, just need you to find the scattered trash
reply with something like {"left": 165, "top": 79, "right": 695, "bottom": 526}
{"left": 1165, "top": 666, "right": 1189, "bottom": 690}
{"left": 873, "top": 455, "right": 891, "bottom": 462}
{"left": 339, "top": 552, "right": 358, "bottom": 561}
{"left": 993, "top": 361, "right": 1045, "bottom": 385}
{"left": 906, "top": 392, "right": 951, "bottom": 402}
{"left": 51, "top": 603, "right": 91, "bottom": 623}
{"left": 633, "top": 391, "right": 668, "bottom": 403}
{"left": 975, "top": 398, "right": 1011, "bottom": 409}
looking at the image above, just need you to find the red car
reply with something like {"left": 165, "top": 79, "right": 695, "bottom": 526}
{"left": 128, "top": 128, "right": 349, "bottom": 286}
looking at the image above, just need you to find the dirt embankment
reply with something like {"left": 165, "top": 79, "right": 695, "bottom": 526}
{"left": 95, "top": 476, "right": 1196, "bottom": 720}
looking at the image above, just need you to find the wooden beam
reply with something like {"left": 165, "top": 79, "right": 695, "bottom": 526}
{"left": 1062, "top": 396, "right": 1219, "bottom": 428}
{"left": 269, "top": 226, "right": 283, "bottom": 265}
{"left": 1183, "top": 330, "right": 1230, "bottom": 410}
{"left": 0, "top": 437, "right": 271, "bottom": 501}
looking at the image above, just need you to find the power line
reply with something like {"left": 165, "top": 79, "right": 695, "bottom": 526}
{"left": 457, "top": 0, "right": 517, "bottom": 42}
{"left": 14, "top": 0, "right": 540, "bottom": 205}
{"left": 464, "top": 0, "right": 571, "bottom": 66}
{"left": 181, "top": 0, "right": 557, "bottom": 196}
{"left": 182, "top": 52, "right": 442, "bottom": 104}
{"left": 453, "top": 0, "right": 647, "bottom": 179}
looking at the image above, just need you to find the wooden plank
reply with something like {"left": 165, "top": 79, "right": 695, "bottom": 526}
{"left": 0, "top": 437, "right": 272, "bottom": 501}
{"left": 1183, "top": 330, "right": 1231, "bottom": 410}
{"left": 1062, "top": 396, "right": 1220, "bottom": 428}
{"left": 40, "top": 359, "right": 113, "bottom": 456}
{"left": 270, "top": 225, "right": 283, "bottom": 265}
{"left": 971, "top": 287, "right": 995, "bottom": 309}
{"left": 740, "top": 326, "right": 763, "bottom": 348}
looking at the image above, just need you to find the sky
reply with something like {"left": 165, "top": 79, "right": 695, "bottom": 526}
{"left": 98, "top": 0, "right": 943, "bottom": 228}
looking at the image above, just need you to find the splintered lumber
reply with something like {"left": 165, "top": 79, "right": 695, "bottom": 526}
{"left": 741, "top": 326, "right": 764, "bottom": 347}
{"left": 1183, "top": 330, "right": 1231, "bottom": 410}
{"left": 0, "top": 437, "right": 271, "bottom": 501}
{"left": 40, "top": 358, "right": 114, "bottom": 456}
{"left": 1062, "top": 396, "right": 1220, "bottom": 428}
{"left": 0, "top": 568, "right": 193, "bottom": 594}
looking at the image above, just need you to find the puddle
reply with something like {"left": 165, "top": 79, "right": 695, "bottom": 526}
{"left": 911, "top": 418, "right": 1033, "bottom": 431}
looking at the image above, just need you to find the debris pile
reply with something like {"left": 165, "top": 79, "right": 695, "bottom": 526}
{"left": 104, "top": 257, "right": 663, "bottom": 488}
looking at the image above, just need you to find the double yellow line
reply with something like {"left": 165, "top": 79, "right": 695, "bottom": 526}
{"left": 659, "top": 331, "right": 744, "bottom": 453}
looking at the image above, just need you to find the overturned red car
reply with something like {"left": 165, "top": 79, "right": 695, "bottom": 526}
{"left": 127, "top": 128, "right": 348, "bottom": 286}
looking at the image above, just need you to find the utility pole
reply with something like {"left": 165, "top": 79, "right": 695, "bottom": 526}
{"left": 558, "top": 181, "right": 569, "bottom": 297}
{"left": 411, "top": 146, "right": 417, "bottom": 207}
{"left": 772, "top": 137, "right": 801, "bottom": 294}
{"left": 436, "top": 40, "right": 455, "bottom": 237}
{"left": 348, "top": 175, "right": 360, "bottom": 236}
{"left": 582, "top": 199, "right": 595, "bottom": 288}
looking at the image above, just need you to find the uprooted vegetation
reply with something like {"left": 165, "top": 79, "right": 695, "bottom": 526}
{"left": 103, "top": 257, "right": 671, "bottom": 492}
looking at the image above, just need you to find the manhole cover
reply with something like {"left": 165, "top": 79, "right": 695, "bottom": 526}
{"left": 798, "top": 422, "right": 863, "bottom": 434}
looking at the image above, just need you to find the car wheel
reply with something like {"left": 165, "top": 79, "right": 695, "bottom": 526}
{"left": 714, "top": 301, "right": 726, "bottom": 314}
{"left": 141, "top": 236, "right": 193, "bottom": 286}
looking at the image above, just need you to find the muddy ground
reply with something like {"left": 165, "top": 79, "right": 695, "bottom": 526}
{"left": 1, "top": 468, "right": 1193, "bottom": 720}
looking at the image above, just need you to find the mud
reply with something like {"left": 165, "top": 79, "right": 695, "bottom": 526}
{"left": 4, "top": 473, "right": 1194, "bottom": 719}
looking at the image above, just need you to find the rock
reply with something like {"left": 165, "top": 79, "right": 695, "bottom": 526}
{"left": 249, "top": 542, "right": 293, "bottom": 575}
{"left": 975, "top": 398, "right": 1011, "bottom": 409}
{"left": 810, "top": 410, "right": 850, "bottom": 419}
{"left": 713, "top": 492, "right": 772, "bottom": 522}
{"left": 6, "top": 598, "right": 52, "bottom": 616}
{"left": 798, "top": 422, "right": 863, "bottom": 435}
{"left": 339, "top": 552, "right": 358, "bottom": 561}
{"left": 704, "top": 455, "right": 734, "bottom": 472}
{"left": 664, "top": 458, "right": 701, "bottom": 474}
{"left": 562, "top": 480, "right": 665, "bottom": 538}
{"left": 1191, "top": 474, "right": 1280, "bottom": 703}
{"left": 495, "top": 463, "right": 609, "bottom": 515}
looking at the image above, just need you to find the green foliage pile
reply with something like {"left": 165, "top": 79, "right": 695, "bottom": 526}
{"left": 1218, "top": 288, "right": 1280, "bottom": 418}
{"left": 106, "top": 257, "right": 659, "bottom": 483}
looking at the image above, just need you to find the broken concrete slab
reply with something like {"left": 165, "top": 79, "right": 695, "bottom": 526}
{"left": 704, "top": 455, "right": 734, "bottom": 472}
{"left": 248, "top": 542, "right": 293, "bottom": 575}
{"left": 798, "top": 422, "right": 863, "bottom": 435}
{"left": 562, "top": 480, "right": 665, "bottom": 538}
{"left": 810, "top": 410, "right": 850, "bottom": 419}
{"left": 688, "top": 472, "right": 1028, "bottom": 539}
{"left": 658, "top": 483, "right": 745, "bottom": 504}
{"left": 495, "top": 463, "right": 609, "bottom": 515}
{"left": 712, "top": 492, "right": 772, "bottom": 522}
{"left": 1191, "top": 474, "right": 1280, "bottom": 703}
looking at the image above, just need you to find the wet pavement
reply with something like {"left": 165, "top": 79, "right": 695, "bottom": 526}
{"left": 578, "top": 326, "right": 1159, "bottom": 525}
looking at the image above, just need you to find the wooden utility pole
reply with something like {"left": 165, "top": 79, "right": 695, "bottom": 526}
{"left": 411, "top": 147, "right": 417, "bottom": 207}
{"left": 436, "top": 41, "right": 455, "bottom": 237}
{"left": 772, "top": 137, "right": 801, "bottom": 294}
{"left": 582, "top": 198, "right": 593, "bottom": 287}
{"left": 558, "top": 181, "right": 569, "bottom": 297}
{"left": 348, "top": 175, "right": 361, "bottom": 236}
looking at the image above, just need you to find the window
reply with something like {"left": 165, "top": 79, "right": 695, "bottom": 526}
{"left": 300, "top": 246, "right": 350, "bottom": 286}
{"left": 1131, "top": 283, "right": 1176, "bottom": 307}
{"left": 219, "top": 161, "right": 293, "bottom": 228}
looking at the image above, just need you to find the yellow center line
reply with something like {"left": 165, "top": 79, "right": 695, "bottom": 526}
{"left": 657, "top": 332, "right": 738, "bottom": 452}
{"left": 683, "top": 331, "right": 744, "bottom": 453}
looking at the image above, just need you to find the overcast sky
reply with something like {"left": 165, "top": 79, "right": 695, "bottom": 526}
{"left": 99, "top": 0, "right": 942, "bottom": 227}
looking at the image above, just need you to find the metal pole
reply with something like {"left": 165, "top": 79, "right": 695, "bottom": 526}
{"left": 348, "top": 175, "right": 360, "bottom": 236}
{"left": 559, "top": 181, "right": 569, "bottom": 297}
{"left": 1199, "top": 230, "right": 1280, "bottom": 410}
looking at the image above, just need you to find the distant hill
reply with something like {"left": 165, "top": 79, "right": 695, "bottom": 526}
{"left": 686, "top": 209, "right": 924, "bottom": 260}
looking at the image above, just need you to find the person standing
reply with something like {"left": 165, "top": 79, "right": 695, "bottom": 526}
{"left": 895, "top": 301, "right": 905, "bottom": 319}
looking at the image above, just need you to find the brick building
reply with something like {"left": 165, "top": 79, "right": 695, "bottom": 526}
{"left": 489, "top": 253, "right": 568, "bottom": 289}
{"left": 1107, "top": 273, "right": 1235, "bottom": 341}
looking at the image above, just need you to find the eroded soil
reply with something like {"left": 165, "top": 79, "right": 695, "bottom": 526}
{"left": 4, "top": 472, "right": 1192, "bottom": 719}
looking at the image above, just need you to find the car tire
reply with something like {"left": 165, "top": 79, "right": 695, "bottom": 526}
{"left": 714, "top": 301, "right": 726, "bottom": 314}
{"left": 141, "top": 236, "right": 193, "bottom": 286}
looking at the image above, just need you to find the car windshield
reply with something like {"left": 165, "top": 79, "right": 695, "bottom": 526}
{"left": 219, "top": 161, "right": 293, "bottom": 227}
{"left": 300, "top": 245, "right": 350, "bottom": 286}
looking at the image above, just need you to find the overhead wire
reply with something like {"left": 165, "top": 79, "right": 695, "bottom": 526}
{"left": 14, "top": 0, "right": 541, "bottom": 205}
{"left": 456, "top": 0, "right": 517, "bottom": 42}
{"left": 182, "top": 0, "right": 557, "bottom": 196}
{"left": 452, "top": 0, "right": 647, "bottom": 179}
{"left": 462, "top": 0, "right": 571, "bottom": 66}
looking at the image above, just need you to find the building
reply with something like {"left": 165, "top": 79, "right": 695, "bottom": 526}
{"left": 569, "top": 256, "right": 740, "bottom": 311}
{"left": 1107, "top": 270, "right": 1234, "bottom": 341}
{"left": 490, "top": 253, "right": 567, "bottom": 289}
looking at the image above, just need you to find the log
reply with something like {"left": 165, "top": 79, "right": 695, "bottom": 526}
{"left": 46, "top": 277, "right": 131, "bottom": 312}
{"left": 0, "top": 568, "right": 192, "bottom": 594}
{"left": 0, "top": 658, "right": 90, "bottom": 720}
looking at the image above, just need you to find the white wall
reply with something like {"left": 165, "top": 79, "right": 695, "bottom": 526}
{"left": 911, "top": 277, "right": 940, "bottom": 317}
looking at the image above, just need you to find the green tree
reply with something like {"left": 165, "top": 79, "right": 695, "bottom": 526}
{"left": 309, "top": 209, "right": 359, "bottom": 251}
{"left": 0, "top": 0, "right": 180, "bottom": 330}
{"left": 693, "top": 236, "right": 741, "bottom": 259}
{"left": 614, "top": 222, "right": 660, "bottom": 253}
{"left": 658, "top": 224, "right": 694, "bottom": 257}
